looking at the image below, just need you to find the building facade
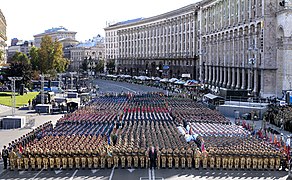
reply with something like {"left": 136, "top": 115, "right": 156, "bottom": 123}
{"left": 0, "top": 9, "right": 7, "bottom": 65}
{"left": 69, "top": 35, "right": 105, "bottom": 75}
{"left": 7, "top": 39, "right": 34, "bottom": 61}
{"left": 33, "top": 26, "right": 78, "bottom": 48}
{"left": 105, "top": 0, "right": 292, "bottom": 98}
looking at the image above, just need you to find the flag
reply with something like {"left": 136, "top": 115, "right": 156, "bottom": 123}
{"left": 201, "top": 141, "right": 206, "bottom": 152}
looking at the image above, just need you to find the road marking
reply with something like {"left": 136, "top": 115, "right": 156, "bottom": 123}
{"left": 152, "top": 168, "right": 155, "bottom": 180}
{"left": 111, "top": 84, "right": 136, "bottom": 93}
{"left": 69, "top": 169, "right": 78, "bottom": 180}
{"left": 32, "top": 168, "right": 44, "bottom": 179}
{"left": 19, "top": 170, "right": 25, "bottom": 175}
{"left": 127, "top": 168, "right": 135, "bottom": 173}
{"left": 109, "top": 165, "right": 115, "bottom": 180}
{"left": 149, "top": 168, "right": 151, "bottom": 180}
{"left": 91, "top": 169, "right": 99, "bottom": 173}
{"left": 55, "top": 169, "right": 62, "bottom": 174}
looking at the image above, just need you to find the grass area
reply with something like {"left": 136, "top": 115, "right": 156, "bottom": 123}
{"left": 0, "top": 92, "right": 39, "bottom": 108}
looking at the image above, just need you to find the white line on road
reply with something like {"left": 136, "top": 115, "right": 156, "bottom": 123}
{"left": 149, "top": 168, "right": 151, "bottom": 180}
{"left": 109, "top": 165, "right": 116, "bottom": 180}
{"left": 69, "top": 169, "right": 78, "bottom": 180}
{"left": 152, "top": 168, "right": 155, "bottom": 180}
{"left": 31, "top": 168, "right": 44, "bottom": 179}
{"left": 111, "top": 84, "right": 136, "bottom": 93}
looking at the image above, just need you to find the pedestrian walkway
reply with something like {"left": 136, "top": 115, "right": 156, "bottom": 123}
{"left": 0, "top": 104, "right": 11, "bottom": 114}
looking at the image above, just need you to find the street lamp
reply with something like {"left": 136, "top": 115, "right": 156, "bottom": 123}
{"left": 248, "top": 44, "right": 258, "bottom": 96}
{"left": 8, "top": 77, "right": 22, "bottom": 116}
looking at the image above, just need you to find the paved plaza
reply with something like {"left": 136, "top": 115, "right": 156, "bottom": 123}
{"left": 0, "top": 79, "right": 290, "bottom": 180}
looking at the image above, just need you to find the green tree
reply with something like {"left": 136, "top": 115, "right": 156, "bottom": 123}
{"left": 37, "top": 35, "right": 69, "bottom": 76}
{"left": 8, "top": 52, "right": 32, "bottom": 88}
{"left": 29, "top": 46, "right": 39, "bottom": 70}
{"left": 95, "top": 60, "right": 104, "bottom": 73}
{"left": 106, "top": 60, "right": 115, "bottom": 74}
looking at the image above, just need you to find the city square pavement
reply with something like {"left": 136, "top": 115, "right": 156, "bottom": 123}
{"left": 0, "top": 79, "right": 290, "bottom": 179}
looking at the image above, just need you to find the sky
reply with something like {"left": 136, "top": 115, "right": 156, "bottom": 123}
{"left": 1, "top": 0, "right": 199, "bottom": 43}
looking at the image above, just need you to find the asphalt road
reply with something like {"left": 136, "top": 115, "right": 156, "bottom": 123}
{"left": 0, "top": 79, "right": 290, "bottom": 180}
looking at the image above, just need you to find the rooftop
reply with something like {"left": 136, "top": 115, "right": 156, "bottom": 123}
{"left": 109, "top": 17, "right": 144, "bottom": 27}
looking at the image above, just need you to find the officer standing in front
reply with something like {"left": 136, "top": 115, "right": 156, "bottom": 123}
{"left": 2, "top": 146, "right": 9, "bottom": 169}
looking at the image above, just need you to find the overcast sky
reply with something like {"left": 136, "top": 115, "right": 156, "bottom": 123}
{"left": 1, "top": 0, "right": 199, "bottom": 43}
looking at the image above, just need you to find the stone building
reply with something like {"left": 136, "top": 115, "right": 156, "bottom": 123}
{"left": 0, "top": 9, "right": 7, "bottom": 64}
{"left": 104, "top": 0, "right": 292, "bottom": 98}
{"left": 33, "top": 26, "right": 78, "bottom": 48}
{"left": 69, "top": 35, "right": 105, "bottom": 75}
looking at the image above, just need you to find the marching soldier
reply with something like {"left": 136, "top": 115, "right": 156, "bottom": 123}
{"left": 49, "top": 149, "right": 55, "bottom": 170}
{"left": 42, "top": 150, "right": 49, "bottom": 170}
{"left": 275, "top": 155, "right": 281, "bottom": 170}
{"left": 227, "top": 155, "right": 233, "bottom": 170}
{"left": 156, "top": 146, "right": 161, "bottom": 169}
{"left": 87, "top": 149, "right": 93, "bottom": 169}
{"left": 194, "top": 148, "right": 201, "bottom": 169}
{"left": 9, "top": 148, "right": 16, "bottom": 170}
{"left": 234, "top": 154, "right": 240, "bottom": 170}
{"left": 113, "top": 147, "right": 119, "bottom": 168}
{"left": 133, "top": 147, "right": 139, "bottom": 168}
{"left": 252, "top": 155, "right": 258, "bottom": 170}
{"left": 16, "top": 150, "right": 23, "bottom": 171}
{"left": 139, "top": 147, "right": 145, "bottom": 168}
{"left": 36, "top": 148, "right": 43, "bottom": 170}
{"left": 173, "top": 147, "right": 180, "bottom": 169}
{"left": 23, "top": 150, "right": 30, "bottom": 170}
{"left": 93, "top": 148, "right": 100, "bottom": 169}
{"left": 269, "top": 155, "right": 275, "bottom": 170}
{"left": 62, "top": 150, "right": 68, "bottom": 169}
{"left": 100, "top": 148, "right": 106, "bottom": 169}
{"left": 208, "top": 148, "right": 215, "bottom": 169}
{"left": 30, "top": 149, "right": 36, "bottom": 170}
{"left": 215, "top": 154, "right": 221, "bottom": 169}
{"left": 257, "top": 154, "right": 263, "bottom": 170}
{"left": 202, "top": 151, "right": 208, "bottom": 169}
{"left": 75, "top": 149, "right": 81, "bottom": 169}
{"left": 263, "top": 155, "right": 269, "bottom": 170}
{"left": 186, "top": 147, "right": 192, "bottom": 169}
{"left": 107, "top": 147, "right": 113, "bottom": 168}
{"left": 180, "top": 147, "right": 186, "bottom": 169}
{"left": 246, "top": 155, "right": 252, "bottom": 170}
{"left": 126, "top": 146, "right": 132, "bottom": 168}
{"left": 120, "top": 146, "right": 126, "bottom": 168}
{"left": 81, "top": 149, "right": 87, "bottom": 169}
{"left": 55, "top": 149, "right": 61, "bottom": 169}
{"left": 222, "top": 151, "right": 228, "bottom": 169}
{"left": 167, "top": 147, "right": 173, "bottom": 168}
{"left": 68, "top": 149, "right": 74, "bottom": 169}
{"left": 160, "top": 147, "right": 167, "bottom": 168}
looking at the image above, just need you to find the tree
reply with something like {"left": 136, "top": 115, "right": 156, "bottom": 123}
{"left": 29, "top": 46, "right": 39, "bottom": 71}
{"left": 95, "top": 60, "right": 104, "bottom": 73}
{"left": 106, "top": 60, "right": 115, "bottom": 74}
{"left": 7, "top": 52, "right": 32, "bottom": 88}
{"left": 37, "top": 35, "right": 69, "bottom": 76}
{"left": 82, "top": 57, "right": 89, "bottom": 72}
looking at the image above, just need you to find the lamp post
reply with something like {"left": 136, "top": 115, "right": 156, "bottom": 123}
{"left": 248, "top": 44, "right": 258, "bottom": 96}
{"left": 8, "top": 77, "right": 22, "bottom": 116}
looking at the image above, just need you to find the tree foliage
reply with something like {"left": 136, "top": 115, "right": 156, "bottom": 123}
{"left": 37, "top": 35, "right": 69, "bottom": 76}
{"left": 29, "top": 46, "right": 39, "bottom": 71}
{"left": 7, "top": 52, "right": 32, "bottom": 87}
{"left": 95, "top": 60, "right": 104, "bottom": 73}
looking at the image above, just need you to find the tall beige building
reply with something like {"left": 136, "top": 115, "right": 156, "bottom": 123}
{"left": 105, "top": 0, "right": 292, "bottom": 98}
{"left": 0, "top": 9, "right": 7, "bottom": 65}
{"left": 33, "top": 26, "right": 78, "bottom": 48}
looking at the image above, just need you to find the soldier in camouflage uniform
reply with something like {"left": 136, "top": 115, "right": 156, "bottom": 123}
{"left": 49, "top": 149, "right": 55, "bottom": 170}
{"left": 156, "top": 146, "right": 160, "bottom": 169}
{"left": 42, "top": 149, "right": 49, "bottom": 170}
{"left": 120, "top": 146, "right": 126, "bottom": 168}
{"left": 160, "top": 147, "right": 167, "bottom": 168}
{"left": 186, "top": 147, "right": 193, "bottom": 169}
{"left": 62, "top": 149, "right": 68, "bottom": 169}
{"left": 74, "top": 149, "right": 81, "bottom": 169}
{"left": 36, "top": 148, "right": 43, "bottom": 170}
{"left": 180, "top": 147, "right": 186, "bottom": 169}
{"left": 167, "top": 147, "right": 173, "bottom": 168}
{"left": 139, "top": 147, "right": 145, "bottom": 168}
{"left": 68, "top": 149, "right": 74, "bottom": 169}
{"left": 208, "top": 148, "right": 215, "bottom": 169}
{"left": 30, "top": 149, "right": 36, "bottom": 170}
{"left": 173, "top": 147, "right": 180, "bottom": 169}
{"left": 100, "top": 148, "right": 106, "bottom": 169}
{"left": 113, "top": 147, "right": 119, "bottom": 168}
{"left": 23, "top": 150, "right": 30, "bottom": 170}
{"left": 55, "top": 149, "right": 61, "bottom": 169}
{"left": 9, "top": 148, "right": 16, "bottom": 170}
{"left": 194, "top": 148, "right": 201, "bottom": 169}
{"left": 93, "top": 148, "right": 99, "bottom": 169}
{"left": 126, "top": 146, "right": 133, "bottom": 168}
